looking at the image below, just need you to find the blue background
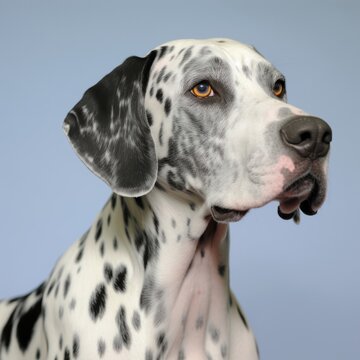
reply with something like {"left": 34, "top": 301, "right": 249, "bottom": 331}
{"left": 0, "top": 1, "right": 359, "bottom": 359}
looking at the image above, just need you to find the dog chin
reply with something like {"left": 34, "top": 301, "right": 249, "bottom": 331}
{"left": 210, "top": 206, "right": 249, "bottom": 223}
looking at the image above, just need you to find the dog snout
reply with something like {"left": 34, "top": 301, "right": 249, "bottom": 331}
{"left": 280, "top": 116, "right": 332, "bottom": 159}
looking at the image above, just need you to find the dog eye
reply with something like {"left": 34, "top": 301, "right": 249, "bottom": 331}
{"left": 273, "top": 79, "right": 286, "bottom": 98}
{"left": 191, "top": 81, "right": 215, "bottom": 98}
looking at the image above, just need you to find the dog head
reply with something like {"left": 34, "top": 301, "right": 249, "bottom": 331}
{"left": 64, "top": 39, "right": 332, "bottom": 223}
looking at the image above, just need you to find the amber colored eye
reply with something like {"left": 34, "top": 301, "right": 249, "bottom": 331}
{"left": 191, "top": 81, "right": 215, "bottom": 98}
{"left": 273, "top": 79, "right": 286, "bottom": 98}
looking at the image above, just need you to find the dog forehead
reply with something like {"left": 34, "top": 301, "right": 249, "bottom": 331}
{"left": 151, "top": 38, "right": 271, "bottom": 83}
{"left": 156, "top": 38, "right": 265, "bottom": 63}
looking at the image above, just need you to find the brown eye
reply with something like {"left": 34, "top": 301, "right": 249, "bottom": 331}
{"left": 191, "top": 81, "right": 215, "bottom": 98}
{"left": 273, "top": 79, "right": 286, "bottom": 98}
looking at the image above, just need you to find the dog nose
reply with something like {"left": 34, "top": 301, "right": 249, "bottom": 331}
{"left": 280, "top": 116, "right": 332, "bottom": 159}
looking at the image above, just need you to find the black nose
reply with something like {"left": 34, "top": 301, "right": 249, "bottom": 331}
{"left": 280, "top": 116, "right": 332, "bottom": 159}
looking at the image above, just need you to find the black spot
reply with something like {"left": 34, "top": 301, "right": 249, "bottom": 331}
{"left": 95, "top": 219, "right": 103, "bottom": 242}
{"left": 142, "top": 241, "right": 152, "bottom": 269}
{"left": 63, "top": 274, "right": 71, "bottom": 298}
{"left": 46, "top": 280, "right": 56, "bottom": 297}
{"left": 218, "top": 265, "right": 226, "bottom": 277}
{"left": 54, "top": 283, "right": 60, "bottom": 298}
{"left": 113, "top": 266, "right": 127, "bottom": 292}
{"left": 164, "top": 98, "right": 171, "bottom": 116}
{"left": 153, "top": 214, "right": 159, "bottom": 234}
{"left": 135, "top": 231, "right": 159, "bottom": 270}
{"left": 210, "top": 327, "right": 219, "bottom": 343}
{"left": 111, "top": 194, "right": 117, "bottom": 209}
{"left": 107, "top": 214, "right": 111, "bottom": 226}
{"left": 116, "top": 306, "right": 131, "bottom": 348}
{"left": 135, "top": 196, "right": 145, "bottom": 209}
{"left": 167, "top": 170, "right": 185, "bottom": 191}
{"left": 59, "top": 335, "right": 63, "bottom": 350}
{"left": 89, "top": 283, "right": 107, "bottom": 321}
{"left": 157, "top": 331, "right": 168, "bottom": 355}
{"left": 113, "top": 237, "right": 118, "bottom": 250}
{"left": 163, "top": 72, "right": 172, "bottom": 83}
{"left": 132, "top": 310, "right": 141, "bottom": 331}
{"left": 64, "top": 347, "right": 70, "bottom": 360}
{"left": 149, "top": 87, "right": 154, "bottom": 97}
{"left": 200, "top": 249, "right": 205, "bottom": 258}
{"left": 146, "top": 110, "right": 153, "bottom": 126}
{"left": 98, "top": 338, "right": 106, "bottom": 357}
{"left": 73, "top": 334, "right": 80, "bottom": 358}
{"left": 158, "top": 46, "right": 168, "bottom": 59}
{"left": 213, "top": 56, "right": 222, "bottom": 65}
{"left": 99, "top": 242, "right": 105, "bottom": 257}
{"left": 242, "top": 64, "right": 252, "bottom": 79}
{"left": 36, "top": 348, "right": 41, "bottom": 359}
{"left": 180, "top": 47, "right": 193, "bottom": 66}
{"left": 1, "top": 306, "right": 16, "bottom": 349}
{"left": 157, "top": 66, "right": 166, "bottom": 83}
{"left": 156, "top": 89, "right": 163, "bottom": 103}
{"left": 121, "top": 198, "right": 130, "bottom": 226}
{"left": 16, "top": 297, "right": 42, "bottom": 351}
{"left": 36, "top": 283, "right": 45, "bottom": 296}
{"left": 104, "top": 263, "right": 113, "bottom": 283}
{"left": 157, "top": 332, "right": 165, "bottom": 347}
{"left": 75, "top": 248, "right": 84, "bottom": 263}
{"left": 159, "top": 122, "right": 164, "bottom": 146}
{"left": 125, "top": 227, "right": 131, "bottom": 242}
{"left": 79, "top": 231, "right": 88, "bottom": 247}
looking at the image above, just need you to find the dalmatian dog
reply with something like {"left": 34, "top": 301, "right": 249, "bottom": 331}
{"left": 0, "top": 38, "right": 332, "bottom": 360}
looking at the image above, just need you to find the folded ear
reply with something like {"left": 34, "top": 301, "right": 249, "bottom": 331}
{"left": 63, "top": 50, "right": 158, "bottom": 197}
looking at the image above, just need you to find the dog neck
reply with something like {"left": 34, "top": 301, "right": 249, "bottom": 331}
{"left": 105, "top": 185, "right": 231, "bottom": 352}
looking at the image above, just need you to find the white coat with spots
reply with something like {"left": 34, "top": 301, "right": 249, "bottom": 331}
{"left": 0, "top": 39, "right": 332, "bottom": 360}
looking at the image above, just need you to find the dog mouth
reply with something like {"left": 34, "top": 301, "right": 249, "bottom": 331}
{"left": 210, "top": 173, "right": 326, "bottom": 224}
{"left": 210, "top": 206, "right": 249, "bottom": 223}
{"left": 277, "top": 173, "right": 325, "bottom": 223}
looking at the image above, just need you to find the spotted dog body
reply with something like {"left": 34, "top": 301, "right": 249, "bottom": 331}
{"left": 0, "top": 39, "right": 331, "bottom": 359}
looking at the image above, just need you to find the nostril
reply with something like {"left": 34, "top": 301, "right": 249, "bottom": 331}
{"left": 322, "top": 130, "right": 332, "bottom": 144}
{"left": 299, "top": 131, "right": 312, "bottom": 143}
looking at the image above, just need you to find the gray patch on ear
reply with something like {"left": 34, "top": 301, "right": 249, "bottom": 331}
{"left": 64, "top": 51, "right": 158, "bottom": 197}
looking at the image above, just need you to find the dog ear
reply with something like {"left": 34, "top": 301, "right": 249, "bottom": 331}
{"left": 63, "top": 51, "right": 158, "bottom": 197}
